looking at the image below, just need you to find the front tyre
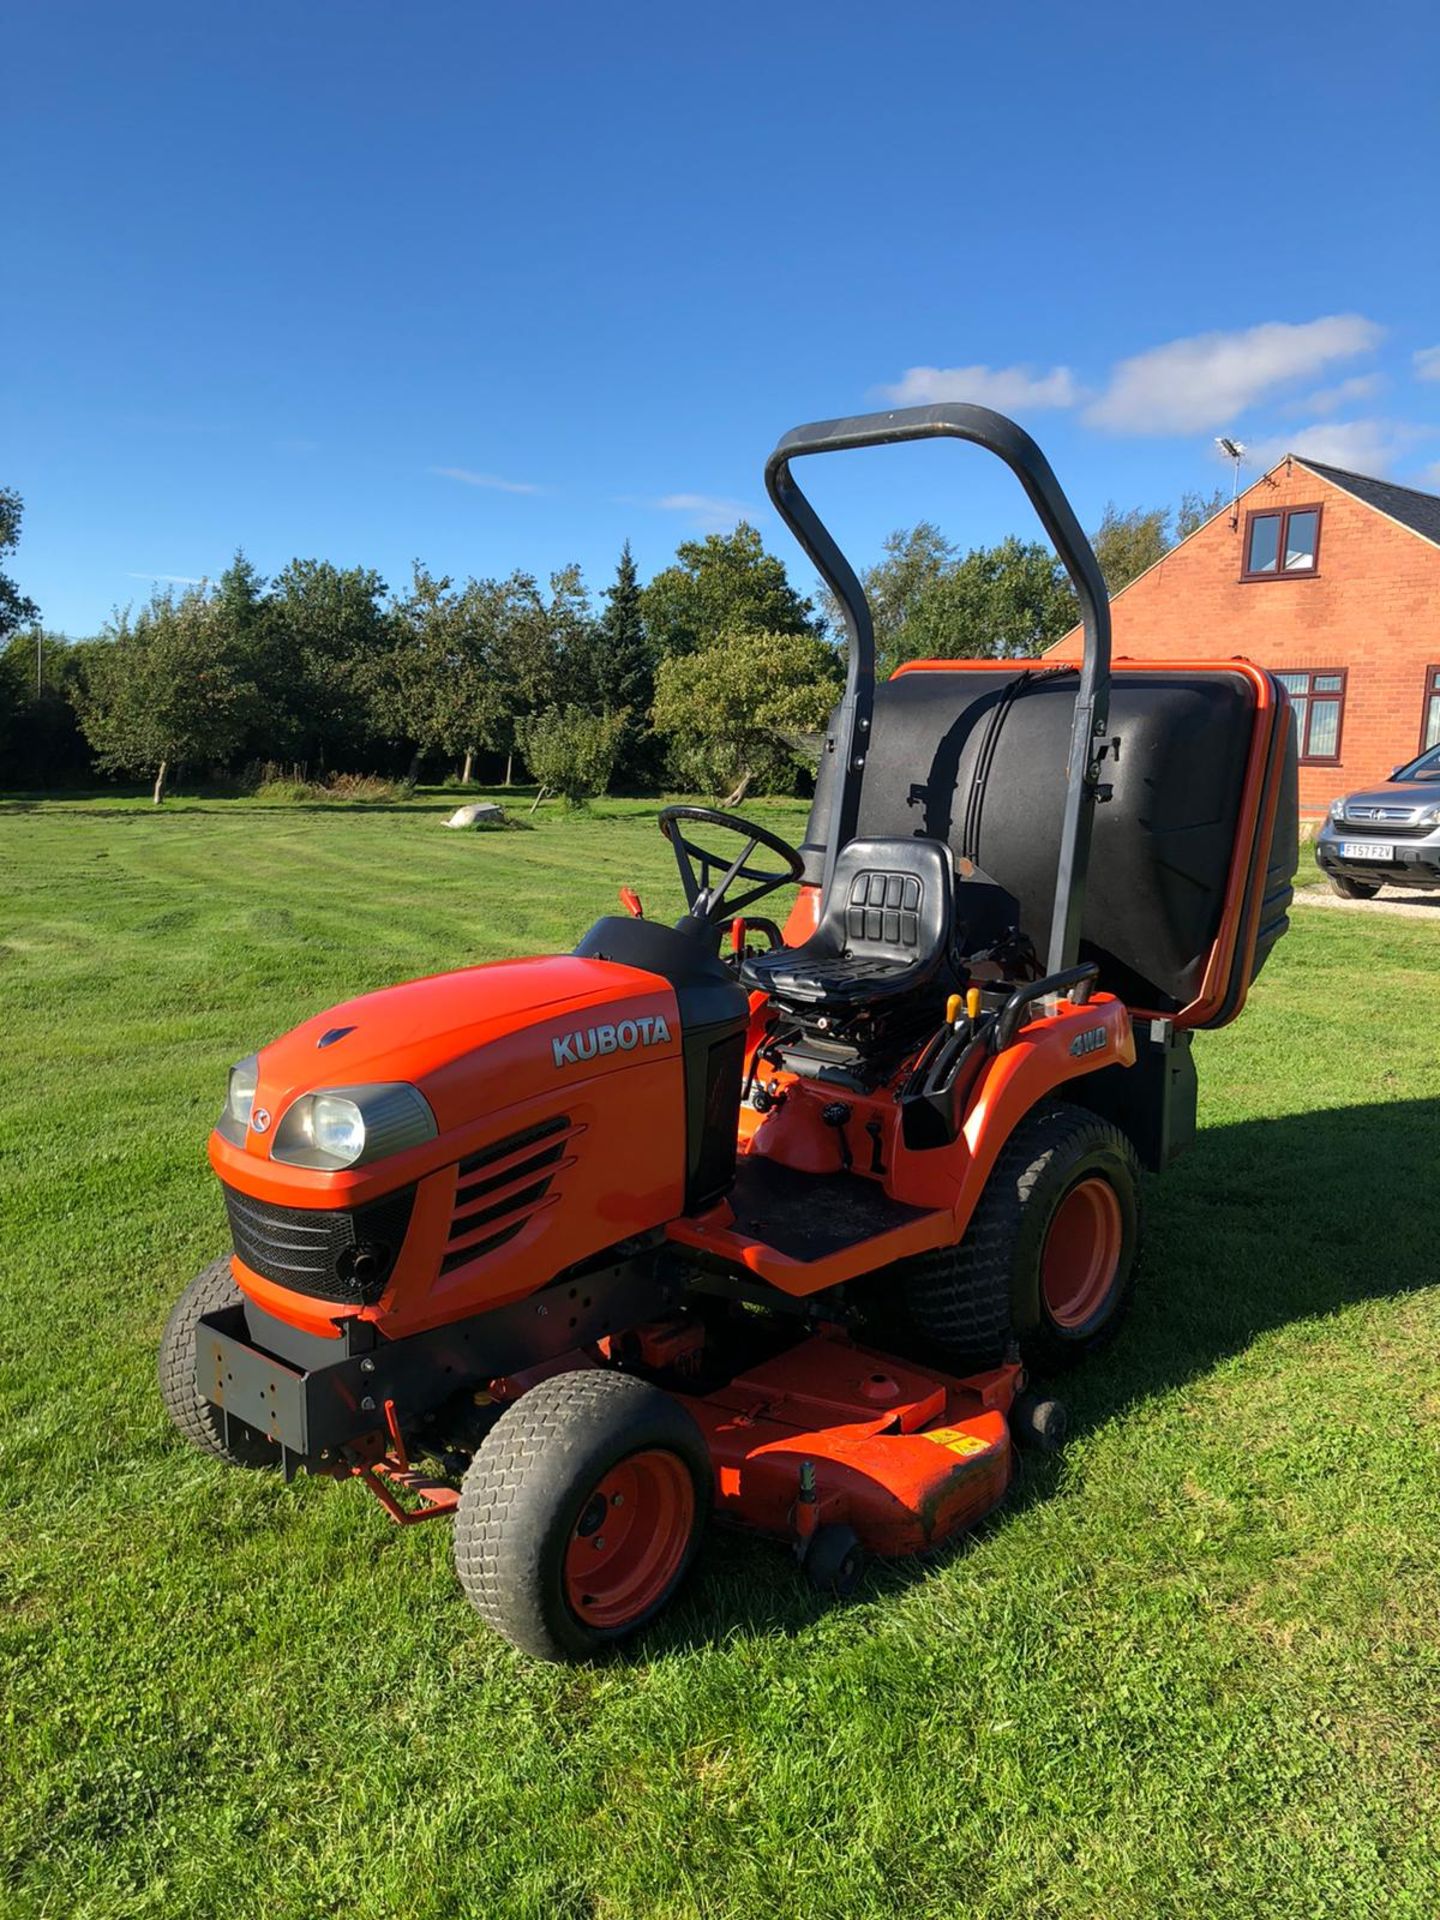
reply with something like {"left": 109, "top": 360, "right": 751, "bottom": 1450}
{"left": 158, "top": 1256, "right": 280, "bottom": 1468}
{"left": 1327, "top": 873, "right": 1380, "bottom": 899}
{"left": 905, "top": 1103, "right": 1141, "bottom": 1371}
{"left": 453, "top": 1370, "right": 711, "bottom": 1662}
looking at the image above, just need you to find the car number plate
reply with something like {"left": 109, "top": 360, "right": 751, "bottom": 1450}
{"left": 1340, "top": 841, "right": 1394, "bottom": 860}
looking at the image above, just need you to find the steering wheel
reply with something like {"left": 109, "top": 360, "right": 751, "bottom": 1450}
{"left": 657, "top": 806, "right": 806, "bottom": 925}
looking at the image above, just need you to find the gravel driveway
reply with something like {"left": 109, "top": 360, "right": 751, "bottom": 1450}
{"left": 1295, "top": 883, "right": 1440, "bottom": 920}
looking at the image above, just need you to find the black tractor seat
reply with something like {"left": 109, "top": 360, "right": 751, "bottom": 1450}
{"left": 741, "top": 836, "right": 955, "bottom": 1009}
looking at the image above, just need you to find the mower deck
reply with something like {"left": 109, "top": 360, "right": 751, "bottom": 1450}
{"left": 677, "top": 1332, "right": 1019, "bottom": 1558}
{"left": 319, "top": 1322, "right": 1021, "bottom": 1565}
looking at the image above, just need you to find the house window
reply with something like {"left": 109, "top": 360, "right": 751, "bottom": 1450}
{"left": 1276, "top": 669, "right": 1346, "bottom": 762}
{"left": 1243, "top": 505, "right": 1322, "bottom": 578}
{"left": 1423, "top": 667, "right": 1440, "bottom": 753}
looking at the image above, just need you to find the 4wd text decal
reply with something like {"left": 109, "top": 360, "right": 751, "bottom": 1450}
{"left": 1069, "top": 1025, "right": 1107, "bottom": 1058}
{"left": 552, "top": 1015, "right": 673, "bottom": 1069}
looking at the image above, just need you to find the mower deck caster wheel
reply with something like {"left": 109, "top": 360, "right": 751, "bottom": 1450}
{"left": 1011, "top": 1391, "right": 1068, "bottom": 1454}
{"left": 801, "top": 1523, "right": 865, "bottom": 1596}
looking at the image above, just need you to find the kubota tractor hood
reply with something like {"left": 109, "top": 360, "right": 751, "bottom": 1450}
{"left": 213, "top": 953, "right": 684, "bottom": 1200}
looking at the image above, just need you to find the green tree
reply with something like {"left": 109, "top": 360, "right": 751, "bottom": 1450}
{"left": 481, "top": 567, "right": 605, "bottom": 781}
{"left": 372, "top": 564, "right": 506, "bottom": 780}
{"left": 591, "top": 542, "right": 652, "bottom": 708}
{"left": 0, "top": 630, "right": 92, "bottom": 786}
{"left": 515, "top": 704, "right": 628, "bottom": 806}
{"left": 1175, "top": 486, "right": 1228, "bottom": 542}
{"left": 829, "top": 523, "right": 1078, "bottom": 675}
{"left": 882, "top": 537, "right": 1079, "bottom": 672}
{"left": 267, "top": 559, "right": 393, "bottom": 768}
{"left": 652, "top": 627, "right": 842, "bottom": 798}
{"left": 74, "top": 587, "right": 259, "bottom": 802}
{"left": 212, "top": 550, "right": 292, "bottom": 761}
{"left": 641, "top": 523, "right": 816, "bottom": 658}
{"left": 1090, "top": 504, "right": 1170, "bottom": 597}
{"left": 568, "top": 541, "right": 655, "bottom": 786}
{"left": 824, "top": 521, "right": 958, "bottom": 677}
{"left": 0, "top": 488, "right": 40, "bottom": 642}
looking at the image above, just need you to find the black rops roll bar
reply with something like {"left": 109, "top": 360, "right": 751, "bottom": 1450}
{"left": 764, "top": 403, "right": 1113, "bottom": 976}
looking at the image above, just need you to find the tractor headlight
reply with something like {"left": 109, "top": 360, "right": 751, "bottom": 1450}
{"left": 270, "top": 1083, "right": 437, "bottom": 1171}
{"left": 216, "top": 1054, "right": 260, "bottom": 1144}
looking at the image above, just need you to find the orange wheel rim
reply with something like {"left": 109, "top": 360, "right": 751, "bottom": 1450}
{"left": 562, "top": 1449, "right": 695, "bottom": 1630}
{"left": 1041, "top": 1177, "right": 1123, "bottom": 1330}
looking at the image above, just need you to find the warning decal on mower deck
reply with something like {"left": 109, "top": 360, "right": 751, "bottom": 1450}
{"left": 922, "top": 1427, "right": 992, "bottom": 1458}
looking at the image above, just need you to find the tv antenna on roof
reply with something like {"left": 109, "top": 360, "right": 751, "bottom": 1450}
{"left": 1216, "top": 436, "right": 1246, "bottom": 528}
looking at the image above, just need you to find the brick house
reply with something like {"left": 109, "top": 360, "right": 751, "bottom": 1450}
{"left": 1046, "top": 457, "right": 1440, "bottom": 814}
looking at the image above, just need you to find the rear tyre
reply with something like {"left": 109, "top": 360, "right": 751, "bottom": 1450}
{"left": 157, "top": 1256, "right": 280, "bottom": 1468}
{"left": 1327, "top": 873, "right": 1381, "bottom": 899}
{"left": 453, "top": 1370, "right": 711, "bottom": 1662}
{"left": 903, "top": 1103, "right": 1141, "bottom": 1372}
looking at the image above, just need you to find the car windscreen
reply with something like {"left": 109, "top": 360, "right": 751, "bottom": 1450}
{"left": 1393, "top": 744, "right": 1440, "bottom": 782}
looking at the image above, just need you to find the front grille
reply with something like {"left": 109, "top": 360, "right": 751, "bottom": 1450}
{"left": 440, "top": 1115, "right": 571, "bottom": 1276}
{"left": 223, "top": 1184, "right": 416, "bottom": 1304}
{"left": 1343, "top": 804, "right": 1433, "bottom": 836}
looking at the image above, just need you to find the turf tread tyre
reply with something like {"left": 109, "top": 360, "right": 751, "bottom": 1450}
{"left": 453, "top": 1368, "right": 710, "bottom": 1662}
{"left": 1328, "top": 874, "right": 1380, "bottom": 899}
{"left": 903, "top": 1103, "right": 1141, "bottom": 1371}
{"left": 158, "top": 1256, "right": 279, "bottom": 1467}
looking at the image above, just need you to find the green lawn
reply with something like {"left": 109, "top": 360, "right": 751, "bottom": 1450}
{"left": 2, "top": 790, "right": 1438, "bottom": 1919}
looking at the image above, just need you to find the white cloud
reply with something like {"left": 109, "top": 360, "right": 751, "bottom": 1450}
{"left": 1246, "top": 418, "right": 1428, "bottom": 478}
{"left": 1414, "top": 346, "right": 1440, "bottom": 383}
{"left": 1286, "top": 373, "right": 1384, "bottom": 416}
{"left": 126, "top": 571, "right": 205, "bottom": 585}
{"left": 430, "top": 466, "right": 543, "bottom": 495}
{"left": 877, "top": 363, "right": 1079, "bottom": 410}
{"left": 651, "top": 492, "right": 755, "bottom": 532}
{"left": 1086, "top": 315, "right": 1384, "bottom": 434}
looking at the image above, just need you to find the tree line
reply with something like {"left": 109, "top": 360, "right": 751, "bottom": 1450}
{"left": 0, "top": 483, "right": 1224, "bottom": 802}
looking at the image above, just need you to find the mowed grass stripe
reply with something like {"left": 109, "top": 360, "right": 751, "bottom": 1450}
{"left": 0, "top": 792, "right": 1437, "bottom": 1919}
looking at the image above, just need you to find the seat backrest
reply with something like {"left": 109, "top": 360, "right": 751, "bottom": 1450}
{"left": 821, "top": 837, "right": 953, "bottom": 963}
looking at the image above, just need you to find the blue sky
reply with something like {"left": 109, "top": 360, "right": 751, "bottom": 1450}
{"left": 7, "top": 0, "right": 1440, "bottom": 636}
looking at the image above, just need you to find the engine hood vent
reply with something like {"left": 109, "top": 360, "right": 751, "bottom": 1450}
{"left": 440, "top": 1115, "right": 578, "bottom": 1276}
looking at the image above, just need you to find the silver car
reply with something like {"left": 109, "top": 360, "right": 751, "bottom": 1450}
{"left": 1315, "top": 743, "right": 1440, "bottom": 898}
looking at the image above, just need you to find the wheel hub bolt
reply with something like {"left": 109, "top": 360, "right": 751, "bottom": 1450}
{"left": 593, "top": 1536, "right": 606, "bottom": 1551}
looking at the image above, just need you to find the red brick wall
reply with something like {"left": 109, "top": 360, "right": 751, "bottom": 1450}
{"left": 1048, "top": 463, "right": 1440, "bottom": 812}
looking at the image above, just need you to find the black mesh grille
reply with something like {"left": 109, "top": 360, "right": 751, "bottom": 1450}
{"left": 223, "top": 1184, "right": 416, "bottom": 1305}
{"left": 441, "top": 1117, "right": 569, "bottom": 1276}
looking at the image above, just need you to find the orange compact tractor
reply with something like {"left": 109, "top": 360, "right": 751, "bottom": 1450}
{"left": 161, "top": 405, "right": 1297, "bottom": 1660}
